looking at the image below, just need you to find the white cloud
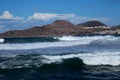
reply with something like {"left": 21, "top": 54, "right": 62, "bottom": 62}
{"left": 1, "top": 11, "right": 13, "bottom": 19}
{"left": 0, "top": 11, "right": 113, "bottom": 33}
{"left": 0, "top": 11, "right": 23, "bottom": 20}
{"left": 28, "top": 12, "right": 111, "bottom": 25}
{"left": 28, "top": 13, "right": 75, "bottom": 21}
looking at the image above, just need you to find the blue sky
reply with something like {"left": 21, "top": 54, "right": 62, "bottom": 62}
{"left": 0, "top": 0, "right": 120, "bottom": 33}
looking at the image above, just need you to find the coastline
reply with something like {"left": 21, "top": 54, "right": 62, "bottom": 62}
{"left": 0, "top": 20, "right": 120, "bottom": 38}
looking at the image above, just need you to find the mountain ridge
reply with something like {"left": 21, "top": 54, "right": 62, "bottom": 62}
{"left": 0, "top": 20, "right": 120, "bottom": 38}
{"left": 77, "top": 20, "right": 107, "bottom": 27}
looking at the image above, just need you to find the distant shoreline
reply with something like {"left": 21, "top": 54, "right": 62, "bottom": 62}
{"left": 0, "top": 20, "right": 120, "bottom": 38}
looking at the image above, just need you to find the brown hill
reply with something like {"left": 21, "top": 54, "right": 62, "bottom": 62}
{"left": 0, "top": 20, "right": 78, "bottom": 38}
{"left": 0, "top": 20, "right": 119, "bottom": 38}
{"left": 77, "top": 20, "right": 107, "bottom": 27}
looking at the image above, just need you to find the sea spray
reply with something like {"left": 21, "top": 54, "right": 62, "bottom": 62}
{"left": 0, "top": 35, "right": 119, "bottom": 50}
{"left": 0, "top": 51, "right": 120, "bottom": 69}
{"left": 0, "top": 38, "right": 4, "bottom": 43}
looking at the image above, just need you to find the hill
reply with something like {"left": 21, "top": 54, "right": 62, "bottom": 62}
{"left": 77, "top": 20, "right": 107, "bottom": 27}
{"left": 0, "top": 20, "right": 120, "bottom": 38}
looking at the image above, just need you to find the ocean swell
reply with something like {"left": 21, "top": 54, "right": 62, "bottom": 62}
{"left": 0, "top": 51, "right": 120, "bottom": 69}
{"left": 55, "top": 35, "right": 119, "bottom": 41}
{"left": 0, "top": 35, "right": 119, "bottom": 50}
{"left": 43, "top": 52, "right": 120, "bottom": 66}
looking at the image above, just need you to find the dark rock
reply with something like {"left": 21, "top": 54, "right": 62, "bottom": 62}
{"left": 77, "top": 20, "right": 107, "bottom": 27}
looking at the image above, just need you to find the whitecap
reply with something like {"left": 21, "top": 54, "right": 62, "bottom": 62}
{"left": 0, "top": 35, "right": 119, "bottom": 50}
{"left": 0, "top": 38, "right": 4, "bottom": 43}
{"left": 42, "top": 51, "right": 120, "bottom": 66}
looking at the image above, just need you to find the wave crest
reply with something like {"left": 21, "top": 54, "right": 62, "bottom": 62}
{"left": 0, "top": 38, "right": 4, "bottom": 43}
{"left": 55, "top": 35, "right": 119, "bottom": 41}
{"left": 0, "top": 35, "right": 119, "bottom": 50}
{"left": 0, "top": 52, "right": 120, "bottom": 69}
{"left": 43, "top": 52, "right": 120, "bottom": 66}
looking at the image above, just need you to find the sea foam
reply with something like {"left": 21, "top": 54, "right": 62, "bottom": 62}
{"left": 56, "top": 35, "right": 118, "bottom": 41}
{"left": 0, "top": 38, "right": 4, "bottom": 43}
{"left": 0, "top": 51, "right": 120, "bottom": 69}
{"left": 43, "top": 51, "right": 120, "bottom": 66}
{"left": 0, "top": 35, "right": 119, "bottom": 50}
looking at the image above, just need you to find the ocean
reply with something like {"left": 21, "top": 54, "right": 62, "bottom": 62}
{"left": 0, "top": 35, "right": 120, "bottom": 80}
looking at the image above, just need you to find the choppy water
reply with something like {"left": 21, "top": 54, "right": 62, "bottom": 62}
{"left": 0, "top": 35, "right": 120, "bottom": 80}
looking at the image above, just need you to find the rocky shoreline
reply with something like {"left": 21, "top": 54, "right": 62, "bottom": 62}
{"left": 0, "top": 20, "right": 120, "bottom": 38}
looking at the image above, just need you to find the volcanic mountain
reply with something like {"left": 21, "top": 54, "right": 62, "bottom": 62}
{"left": 0, "top": 20, "right": 120, "bottom": 38}
{"left": 77, "top": 20, "right": 107, "bottom": 27}
{"left": 0, "top": 20, "right": 78, "bottom": 38}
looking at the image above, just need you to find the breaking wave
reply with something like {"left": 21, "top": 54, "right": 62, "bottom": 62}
{"left": 42, "top": 52, "right": 120, "bottom": 66}
{"left": 0, "top": 41, "right": 90, "bottom": 50}
{"left": 0, "top": 35, "right": 120, "bottom": 80}
{"left": 0, "top": 38, "right": 4, "bottom": 43}
{"left": 0, "top": 51, "right": 120, "bottom": 69}
{"left": 55, "top": 35, "right": 119, "bottom": 41}
{"left": 0, "top": 35, "right": 119, "bottom": 50}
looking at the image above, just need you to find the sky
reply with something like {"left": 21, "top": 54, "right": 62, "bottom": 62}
{"left": 0, "top": 0, "right": 120, "bottom": 33}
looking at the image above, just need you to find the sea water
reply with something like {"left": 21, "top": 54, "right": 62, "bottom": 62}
{"left": 0, "top": 35, "right": 120, "bottom": 80}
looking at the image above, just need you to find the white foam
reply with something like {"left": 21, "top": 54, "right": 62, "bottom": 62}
{"left": 55, "top": 36, "right": 82, "bottom": 41}
{"left": 56, "top": 35, "right": 119, "bottom": 41}
{"left": 0, "top": 35, "right": 119, "bottom": 50}
{"left": 0, "top": 38, "right": 4, "bottom": 43}
{"left": 0, "top": 41, "right": 89, "bottom": 50}
{"left": 42, "top": 51, "right": 120, "bottom": 66}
